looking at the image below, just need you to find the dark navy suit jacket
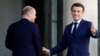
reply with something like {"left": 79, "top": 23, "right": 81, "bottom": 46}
{"left": 5, "top": 18, "right": 42, "bottom": 56}
{"left": 50, "top": 19, "right": 99, "bottom": 56}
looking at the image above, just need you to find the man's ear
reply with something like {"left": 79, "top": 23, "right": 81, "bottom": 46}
{"left": 27, "top": 12, "right": 30, "bottom": 17}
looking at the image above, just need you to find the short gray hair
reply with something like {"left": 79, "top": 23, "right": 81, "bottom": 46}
{"left": 22, "top": 6, "right": 35, "bottom": 15}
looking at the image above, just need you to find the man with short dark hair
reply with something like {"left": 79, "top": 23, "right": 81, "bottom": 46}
{"left": 43, "top": 3, "right": 99, "bottom": 56}
{"left": 5, "top": 6, "right": 42, "bottom": 56}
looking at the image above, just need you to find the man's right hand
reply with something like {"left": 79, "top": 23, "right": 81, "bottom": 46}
{"left": 42, "top": 47, "right": 50, "bottom": 55}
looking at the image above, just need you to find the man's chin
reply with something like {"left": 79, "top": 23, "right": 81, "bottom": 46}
{"left": 74, "top": 18, "right": 80, "bottom": 21}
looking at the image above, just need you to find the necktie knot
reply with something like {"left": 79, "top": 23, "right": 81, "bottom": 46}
{"left": 74, "top": 22, "right": 77, "bottom": 25}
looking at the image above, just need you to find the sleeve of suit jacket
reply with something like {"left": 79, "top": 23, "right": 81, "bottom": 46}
{"left": 50, "top": 26, "right": 68, "bottom": 55}
{"left": 92, "top": 30, "right": 100, "bottom": 38}
{"left": 5, "top": 24, "right": 14, "bottom": 50}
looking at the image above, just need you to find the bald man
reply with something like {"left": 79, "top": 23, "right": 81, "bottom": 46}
{"left": 5, "top": 6, "right": 42, "bottom": 56}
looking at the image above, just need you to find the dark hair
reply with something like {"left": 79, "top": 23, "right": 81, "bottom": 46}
{"left": 22, "top": 6, "right": 34, "bottom": 15}
{"left": 71, "top": 3, "right": 85, "bottom": 11}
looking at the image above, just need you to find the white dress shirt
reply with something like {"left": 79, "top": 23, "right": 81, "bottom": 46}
{"left": 71, "top": 19, "right": 82, "bottom": 34}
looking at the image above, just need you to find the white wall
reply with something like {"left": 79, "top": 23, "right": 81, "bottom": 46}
{"left": 0, "top": 0, "right": 22, "bottom": 56}
{"left": 63, "top": 0, "right": 98, "bottom": 56}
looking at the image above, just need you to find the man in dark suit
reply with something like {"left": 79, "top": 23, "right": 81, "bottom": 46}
{"left": 5, "top": 6, "right": 42, "bottom": 56}
{"left": 43, "top": 3, "right": 99, "bottom": 56}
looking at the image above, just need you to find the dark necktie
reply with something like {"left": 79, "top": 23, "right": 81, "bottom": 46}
{"left": 72, "top": 22, "right": 77, "bottom": 37}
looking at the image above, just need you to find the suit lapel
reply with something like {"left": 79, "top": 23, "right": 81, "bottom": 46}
{"left": 68, "top": 23, "right": 73, "bottom": 39}
{"left": 76, "top": 19, "right": 84, "bottom": 36}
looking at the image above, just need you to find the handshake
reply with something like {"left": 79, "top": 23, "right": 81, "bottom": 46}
{"left": 42, "top": 47, "right": 50, "bottom": 55}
